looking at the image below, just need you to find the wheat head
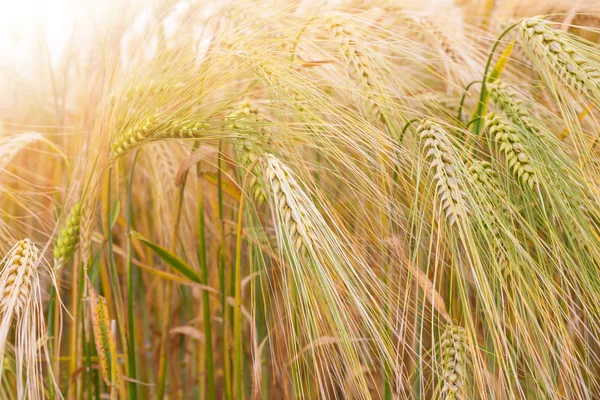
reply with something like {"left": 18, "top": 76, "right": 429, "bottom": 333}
{"left": 520, "top": 18, "right": 600, "bottom": 95}
{"left": 325, "top": 13, "right": 387, "bottom": 125}
{"left": 54, "top": 202, "right": 82, "bottom": 267}
{"left": 418, "top": 120, "right": 469, "bottom": 227}
{"left": 111, "top": 114, "right": 209, "bottom": 157}
{"left": 227, "top": 101, "right": 268, "bottom": 203}
{"left": 486, "top": 113, "right": 538, "bottom": 189}
{"left": 488, "top": 80, "right": 543, "bottom": 138}
{"left": 0, "top": 239, "right": 58, "bottom": 399}
{"left": 0, "top": 133, "right": 43, "bottom": 171}
{"left": 0, "top": 239, "right": 39, "bottom": 321}
{"left": 438, "top": 324, "right": 468, "bottom": 400}
{"left": 264, "top": 153, "right": 315, "bottom": 256}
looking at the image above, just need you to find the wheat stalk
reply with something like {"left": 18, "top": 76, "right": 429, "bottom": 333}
{"left": 438, "top": 324, "right": 468, "bottom": 400}
{"left": 418, "top": 120, "right": 469, "bottom": 227}
{"left": 520, "top": 17, "right": 600, "bottom": 95}
{"left": 54, "top": 202, "right": 82, "bottom": 267}
{"left": 264, "top": 153, "right": 315, "bottom": 256}
{"left": 486, "top": 113, "right": 538, "bottom": 189}
{"left": 111, "top": 114, "right": 209, "bottom": 157}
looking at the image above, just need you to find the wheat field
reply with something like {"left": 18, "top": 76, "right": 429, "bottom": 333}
{"left": 2, "top": 0, "right": 600, "bottom": 398}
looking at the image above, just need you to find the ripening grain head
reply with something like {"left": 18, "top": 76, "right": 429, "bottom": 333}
{"left": 418, "top": 120, "right": 469, "bottom": 227}
{"left": 519, "top": 17, "right": 600, "bottom": 96}
{"left": 438, "top": 324, "right": 468, "bottom": 400}
{"left": 0, "top": 239, "right": 57, "bottom": 400}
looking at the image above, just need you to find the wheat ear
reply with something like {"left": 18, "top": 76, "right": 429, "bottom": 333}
{"left": 0, "top": 239, "right": 56, "bottom": 400}
{"left": 264, "top": 153, "right": 315, "bottom": 256}
{"left": 520, "top": 18, "right": 600, "bottom": 95}
{"left": 325, "top": 13, "right": 387, "bottom": 125}
{"left": 79, "top": 192, "right": 98, "bottom": 270}
{"left": 54, "top": 202, "right": 82, "bottom": 267}
{"left": 412, "top": 17, "right": 463, "bottom": 63}
{"left": 486, "top": 113, "right": 538, "bottom": 189}
{"left": 468, "top": 161, "right": 510, "bottom": 274}
{"left": 438, "top": 324, "right": 468, "bottom": 400}
{"left": 111, "top": 114, "right": 209, "bottom": 157}
{"left": 0, "top": 132, "right": 43, "bottom": 170}
{"left": 227, "top": 101, "right": 268, "bottom": 204}
{"left": 0, "top": 239, "right": 38, "bottom": 320}
{"left": 488, "top": 80, "right": 542, "bottom": 137}
{"left": 417, "top": 120, "right": 469, "bottom": 227}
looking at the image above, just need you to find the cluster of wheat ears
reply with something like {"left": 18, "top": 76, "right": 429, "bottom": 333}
{"left": 3, "top": 0, "right": 600, "bottom": 398}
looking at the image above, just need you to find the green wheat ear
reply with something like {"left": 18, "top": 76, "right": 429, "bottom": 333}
{"left": 227, "top": 100, "right": 268, "bottom": 204}
{"left": 418, "top": 119, "right": 469, "bottom": 227}
{"left": 520, "top": 18, "right": 600, "bottom": 95}
{"left": 53, "top": 202, "right": 82, "bottom": 265}
{"left": 438, "top": 324, "right": 468, "bottom": 400}
{"left": 486, "top": 113, "right": 538, "bottom": 189}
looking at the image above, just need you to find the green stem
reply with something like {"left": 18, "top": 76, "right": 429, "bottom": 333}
{"left": 471, "top": 22, "right": 519, "bottom": 137}
{"left": 218, "top": 142, "right": 232, "bottom": 400}
{"left": 106, "top": 167, "right": 130, "bottom": 392}
{"left": 156, "top": 174, "right": 188, "bottom": 399}
{"left": 233, "top": 158, "right": 260, "bottom": 400}
{"left": 197, "top": 162, "right": 216, "bottom": 400}
{"left": 457, "top": 80, "right": 482, "bottom": 122}
{"left": 125, "top": 150, "right": 140, "bottom": 399}
{"left": 47, "top": 284, "right": 57, "bottom": 399}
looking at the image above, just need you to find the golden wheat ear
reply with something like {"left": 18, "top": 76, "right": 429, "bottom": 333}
{"left": 0, "top": 132, "right": 43, "bottom": 171}
{"left": 0, "top": 239, "right": 60, "bottom": 399}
